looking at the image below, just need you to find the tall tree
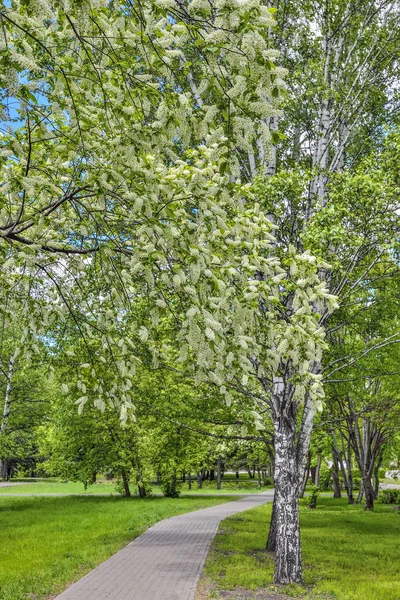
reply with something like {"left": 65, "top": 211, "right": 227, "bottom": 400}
{"left": 251, "top": 1, "right": 400, "bottom": 577}
{"left": 0, "top": 0, "right": 335, "bottom": 583}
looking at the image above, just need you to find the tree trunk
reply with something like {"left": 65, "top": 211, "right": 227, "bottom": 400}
{"left": 314, "top": 454, "right": 322, "bottom": 488}
{"left": 1, "top": 353, "right": 16, "bottom": 482}
{"left": 363, "top": 477, "right": 374, "bottom": 511}
{"left": 236, "top": 470, "right": 239, "bottom": 479}
{"left": 357, "top": 480, "right": 364, "bottom": 504}
{"left": 188, "top": 472, "right": 192, "bottom": 490}
{"left": 332, "top": 451, "right": 342, "bottom": 498}
{"left": 266, "top": 494, "right": 277, "bottom": 552}
{"left": 121, "top": 469, "right": 131, "bottom": 498}
{"left": 345, "top": 444, "right": 355, "bottom": 504}
{"left": 298, "top": 451, "right": 310, "bottom": 499}
{"left": 1, "top": 353, "right": 15, "bottom": 435}
{"left": 373, "top": 456, "right": 382, "bottom": 499}
{"left": 257, "top": 467, "right": 262, "bottom": 488}
{"left": 295, "top": 392, "right": 317, "bottom": 494}
{"left": 197, "top": 472, "right": 203, "bottom": 489}
{"left": 0, "top": 461, "right": 9, "bottom": 481}
{"left": 310, "top": 466, "right": 316, "bottom": 484}
{"left": 273, "top": 416, "right": 303, "bottom": 584}
{"left": 210, "top": 469, "right": 215, "bottom": 481}
{"left": 217, "top": 456, "right": 222, "bottom": 490}
{"left": 333, "top": 433, "right": 354, "bottom": 504}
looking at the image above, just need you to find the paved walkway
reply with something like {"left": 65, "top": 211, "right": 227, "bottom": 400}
{"left": 55, "top": 491, "right": 274, "bottom": 600}
{"left": 380, "top": 483, "right": 400, "bottom": 490}
{"left": 0, "top": 481, "right": 36, "bottom": 488}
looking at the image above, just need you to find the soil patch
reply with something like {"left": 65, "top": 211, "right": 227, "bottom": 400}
{"left": 195, "top": 579, "right": 292, "bottom": 600}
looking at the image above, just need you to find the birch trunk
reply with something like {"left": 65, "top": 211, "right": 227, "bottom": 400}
{"left": 296, "top": 392, "right": 316, "bottom": 493}
{"left": 1, "top": 353, "right": 15, "bottom": 435}
{"left": 273, "top": 417, "right": 302, "bottom": 584}
{"left": 0, "top": 353, "right": 15, "bottom": 482}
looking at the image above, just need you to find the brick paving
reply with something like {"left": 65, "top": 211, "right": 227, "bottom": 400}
{"left": 55, "top": 491, "right": 274, "bottom": 600}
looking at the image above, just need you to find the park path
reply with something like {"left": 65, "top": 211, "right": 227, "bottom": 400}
{"left": 54, "top": 491, "right": 274, "bottom": 600}
{"left": 0, "top": 481, "right": 36, "bottom": 488}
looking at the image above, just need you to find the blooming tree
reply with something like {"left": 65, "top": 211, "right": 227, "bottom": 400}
{"left": 0, "top": 0, "right": 337, "bottom": 582}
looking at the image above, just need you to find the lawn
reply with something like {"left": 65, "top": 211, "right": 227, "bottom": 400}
{"left": 0, "top": 479, "right": 270, "bottom": 496}
{"left": 0, "top": 494, "right": 236, "bottom": 600}
{"left": 0, "top": 481, "right": 118, "bottom": 495}
{"left": 198, "top": 497, "right": 400, "bottom": 600}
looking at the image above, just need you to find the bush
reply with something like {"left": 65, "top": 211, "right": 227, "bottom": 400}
{"left": 319, "top": 463, "right": 332, "bottom": 490}
{"left": 308, "top": 485, "right": 320, "bottom": 509}
{"left": 262, "top": 477, "right": 273, "bottom": 486}
{"left": 196, "top": 479, "right": 258, "bottom": 490}
{"left": 161, "top": 472, "right": 182, "bottom": 498}
{"left": 380, "top": 489, "right": 400, "bottom": 504}
{"left": 221, "top": 480, "right": 259, "bottom": 490}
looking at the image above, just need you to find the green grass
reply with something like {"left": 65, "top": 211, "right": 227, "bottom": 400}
{"left": 201, "top": 497, "right": 400, "bottom": 600}
{"left": 0, "top": 494, "right": 236, "bottom": 600}
{"left": 0, "top": 481, "right": 118, "bottom": 495}
{"left": 380, "top": 477, "right": 400, "bottom": 485}
{"left": 0, "top": 480, "right": 270, "bottom": 496}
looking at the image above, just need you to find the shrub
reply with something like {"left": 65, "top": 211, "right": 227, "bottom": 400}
{"left": 160, "top": 471, "right": 182, "bottom": 498}
{"left": 380, "top": 489, "right": 400, "bottom": 504}
{"left": 222, "top": 480, "right": 259, "bottom": 490}
{"left": 319, "top": 463, "right": 332, "bottom": 490}
{"left": 198, "top": 479, "right": 259, "bottom": 490}
{"left": 308, "top": 485, "right": 320, "bottom": 509}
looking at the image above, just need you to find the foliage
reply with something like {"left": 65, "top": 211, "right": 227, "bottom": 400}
{"left": 380, "top": 490, "right": 400, "bottom": 505}
{"left": 0, "top": 0, "right": 309, "bottom": 424}
{"left": 307, "top": 485, "right": 320, "bottom": 509}
{"left": 160, "top": 470, "right": 182, "bottom": 498}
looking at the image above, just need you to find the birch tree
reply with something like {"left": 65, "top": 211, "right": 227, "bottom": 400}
{"left": 240, "top": 2, "right": 400, "bottom": 578}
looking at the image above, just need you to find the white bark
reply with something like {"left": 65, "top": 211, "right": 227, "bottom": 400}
{"left": 1, "top": 353, "right": 15, "bottom": 435}
{"left": 265, "top": 116, "right": 278, "bottom": 177}
{"left": 0, "top": 352, "right": 16, "bottom": 481}
{"left": 273, "top": 404, "right": 303, "bottom": 583}
{"left": 295, "top": 391, "right": 316, "bottom": 495}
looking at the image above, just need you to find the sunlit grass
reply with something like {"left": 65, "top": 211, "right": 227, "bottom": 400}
{"left": 201, "top": 497, "right": 400, "bottom": 600}
{"left": 0, "top": 495, "right": 236, "bottom": 600}
{"left": 0, "top": 481, "right": 117, "bottom": 495}
{"left": 0, "top": 479, "right": 270, "bottom": 496}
